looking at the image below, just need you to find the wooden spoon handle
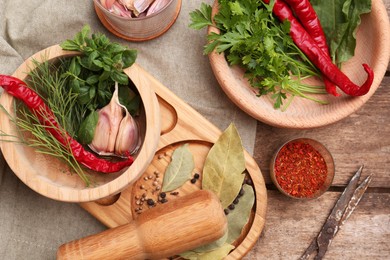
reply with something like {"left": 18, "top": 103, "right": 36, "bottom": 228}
{"left": 57, "top": 190, "right": 227, "bottom": 260}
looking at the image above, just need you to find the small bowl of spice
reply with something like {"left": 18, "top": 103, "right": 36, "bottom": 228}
{"left": 93, "top": 0, "right": 182, "bottom": 41}
{"left": 270, "top": 138, "right": 335, "bottom": 199}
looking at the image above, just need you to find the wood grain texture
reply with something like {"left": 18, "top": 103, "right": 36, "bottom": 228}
{"left": 0, "top": 45, "right": 161, "bottom": 202}
{"left": 93, "top": 0, "right": 182, "bottom": 41}
{"left": 250, "top": 1, "right": 390, "bottom": 258}
{"left": 59, "top": 190, "right": 227, "bottom": 260}
{"left": 208, "top": 0, "right": 390, "bottom": 129}
{"left": 81, "top": 63, "right": 267, "bottom": 259}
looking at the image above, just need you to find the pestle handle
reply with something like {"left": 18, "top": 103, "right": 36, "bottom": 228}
{"left": 57, "top": 190, "right": 227, "bottom": 260}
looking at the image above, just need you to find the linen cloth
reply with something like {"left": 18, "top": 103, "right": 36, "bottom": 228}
{"left": 0, "top": 0, "right": 257, "bottom": 259}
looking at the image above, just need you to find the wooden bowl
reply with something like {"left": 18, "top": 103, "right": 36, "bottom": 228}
{"left": 270, "top": 138, "right": 335, "bottom": 199}
{"left": 208, "top": 0, "right": 390, "bottom": 128}
{"left": 0, "top": 45, "right": 161, "bottom": 202}
{"left": 93, "top": 0, "right": 182, "bottom": 41}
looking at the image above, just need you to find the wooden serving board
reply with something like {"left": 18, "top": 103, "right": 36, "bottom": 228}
{"left": 80, "top": 64, "right": 267, "bottom": 259}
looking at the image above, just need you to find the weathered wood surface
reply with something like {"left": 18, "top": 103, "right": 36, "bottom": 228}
{"left": 250, "top": 1, "right": 390, "bottom": 258}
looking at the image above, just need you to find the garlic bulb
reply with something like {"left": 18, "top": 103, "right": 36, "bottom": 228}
{"left": 146, "top": 0, "right": 170, "bottom": 16}
{"left": 89, "top": 82, "right": 140, "bottom": 157}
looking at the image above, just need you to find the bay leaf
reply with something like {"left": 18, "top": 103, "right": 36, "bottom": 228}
{"left": 226, "top": 184, "right": 255, "bottom": 244}
{"left": 180, "top": 243, "right": 235, "bottom": 260}
{"left": 162, "top": 143, "right": 194, "bottom": 192}
{"left": 192, "top": 184, "right": 254, "bottom": 254}
{"left": 193, "top": 230, "right": 228, "bottom": 253}
{"left": 202, "top": 123, "right": 246, "bottom": 208}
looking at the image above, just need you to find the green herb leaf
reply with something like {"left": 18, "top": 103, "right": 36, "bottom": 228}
{"left": 189, "top": 3, "right": 214, "bottom": 30}
{"left": 311, "top": 0, "right": 372, "bottom": 65}
{"left": 118, "top": 85, "right": 141, "bottom": 115}
{"left": 190, "top": 1, "right": 325, "bottom": 109}
{"left": 77, "top": 110, "right": 98, "bottom": 144}
{"left": 202, "top": 123, "right": 245, "bottom": 209}
{"left": 122, "top": 50, "right": 138, "bottom": 68}
{"left": 162, "top": 144, "right": 194, "bottom": 192}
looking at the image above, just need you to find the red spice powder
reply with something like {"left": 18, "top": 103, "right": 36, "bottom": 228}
{"left": 274, "top": 141, "right": 328, "bottom": 198}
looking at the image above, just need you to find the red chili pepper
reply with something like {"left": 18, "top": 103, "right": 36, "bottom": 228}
{"left": 264, "top": 0, "right": 374, "bottom": 96}
{"left": 0, "top": 75, "right": 134, "bottom": 173}
{"left": 282, "top": 0, "right": 340, "bottom": 97}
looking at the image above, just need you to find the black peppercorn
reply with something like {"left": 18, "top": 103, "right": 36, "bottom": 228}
{"left": 147, "top": 199, "right": 155, "bottom": 206}
{"left": 228, "top": 204, "right": 235, "bottom": 210}
{"left": 224, "top": 209, "right": 229, "bottom": 215}
{"left": 190, "top": 178, "right": 197, "bottom": 184}
{"left": 159, "top": 192, "right": 166, "bottom": 199}
{"left": 238, "top": 187, "right": 245, "bottom": 197}
{"left": 194, "top": 173, "right": 200, "bottom": 179}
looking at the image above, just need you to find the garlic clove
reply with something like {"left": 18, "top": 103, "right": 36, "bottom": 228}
{"left": 89, "top": 82, "right": 124, "bottom": 155}
{"left": 146, "top": 0, "right": 170, "bottom": 16}
{"left": 110, "top": 2, "right": 133, "bottom": 17}
{"left": 133, "top": 0, "right": 155, "bottom": 16}
{"left": 119, "top": 0, "right": 135, "bottom": 9}
{"left": 114, "top": 110, "right": 140, "bottom": 155}
{"left": 101, "top": 0, "right": 116, "bottom": 9}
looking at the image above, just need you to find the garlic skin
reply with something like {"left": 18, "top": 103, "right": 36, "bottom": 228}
{"left": 89, "top": 82, "right": 140, "bottom": 157}
{"left": 146, "top": 0, "right": 171, "bottom": 16}
{"left": 115, "top": 110, "right": 140, "bottom": 155}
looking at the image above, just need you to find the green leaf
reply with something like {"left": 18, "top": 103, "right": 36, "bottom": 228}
{"left": 88, "top": 85, "right": 96, "bottom": 99}
{"left": 86, "top": 75, "right": 99, "bottom": 85}
{"left": 77, "top": 110, "right": 98, "bottom": 144}
{"left": 189, "top": 3, "right": 213, "bottom": 30}
{"left": 60, "top": 40, "right": 80, "bottom": 51}
{"left": 110, "top": 71, "right": 128, "bottom": 85}
{"left": 122, "top": 49, "right": 137, "bottom": 68}
{"left": 226, "top": 184, "right": 254, "bottom": 244}
{"left": 162, "top": 144, "right": 194, "bottom": 192}
{"left": 69, "top": 57, "right": 81, "bottom": 76}
{"left": 202, "top": 123, "right": 246, "bottom": 209}
{"left": 118, "top": 85, "right": 140, "bottom": 115}
{"left": 180, "top": 243, "right": 235, "bottom": 260}
{"left": 229, "top": 2, "right": 244, "bottom": 16}
{"left": 311, "top": 0, "right": 372, "bottom": 65}
{"left": 77, "top": 86, "right": 91, "bottom": 105}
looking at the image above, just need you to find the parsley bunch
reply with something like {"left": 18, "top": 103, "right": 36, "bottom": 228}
{"left": 190, "top": 0, "right": 327, "bottom": 109}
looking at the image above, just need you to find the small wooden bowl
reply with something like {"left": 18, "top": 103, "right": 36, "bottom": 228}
{"left": 93, "top": 0, "right": 182, "bottom": 41}
{"left": 0, "top": 45, "right": 161, "bottom": 202}
{"left": 208, "top": 0, "right": 390, "bottom": 128}
{"left": 270, "top": 138, "right": 335, "bottom": 199}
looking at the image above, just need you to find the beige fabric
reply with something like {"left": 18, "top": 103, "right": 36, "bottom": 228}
{"left": 0, "top": 0, "right": 257, "bottom": 259}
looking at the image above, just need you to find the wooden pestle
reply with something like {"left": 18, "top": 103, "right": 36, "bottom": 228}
{"left": 57, "top": 190, "right": 227, "bottom": 260}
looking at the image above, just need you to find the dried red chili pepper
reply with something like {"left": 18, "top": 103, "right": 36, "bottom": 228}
{"left": 264, "top": 0, "right": 374, "bottom": 96}
{"left": 0, "top": 75, "right": 134, "bottom": 173}
{"left": 282, "top": 0, "right": 340, "bottom": 97}
{"left": 274, "top": 141, "right": 328, "bottom": 198}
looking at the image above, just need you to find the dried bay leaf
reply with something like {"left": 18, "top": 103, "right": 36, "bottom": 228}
{"left": 193, "top": 230, "right": 228, "bottom": 253}
{"left": 202, "top": 123, "right": 246, "bottom": 208}
{"left": 226, "top": 184, "right": 255, "bottom": 244}
{"left": 162, "top": 143, "right": 194, "bottom": 192}
{"left": 190, "top": 184, "right": 254, "bottom": 255}
{"left": 180, "top": 243, "right": 235, "bottom": 260}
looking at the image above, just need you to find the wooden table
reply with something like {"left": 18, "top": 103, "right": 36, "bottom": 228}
{"left": 248, "top": 2, "right": 390, "bottom": 259}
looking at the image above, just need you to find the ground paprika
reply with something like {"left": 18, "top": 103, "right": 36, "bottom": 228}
{"left": 273, "top": 141, "right": 328, "bottom": 198}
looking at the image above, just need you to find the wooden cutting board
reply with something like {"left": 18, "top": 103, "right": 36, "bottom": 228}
{"left": 80, "top": 64, "right": 267, "bottom": 259}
